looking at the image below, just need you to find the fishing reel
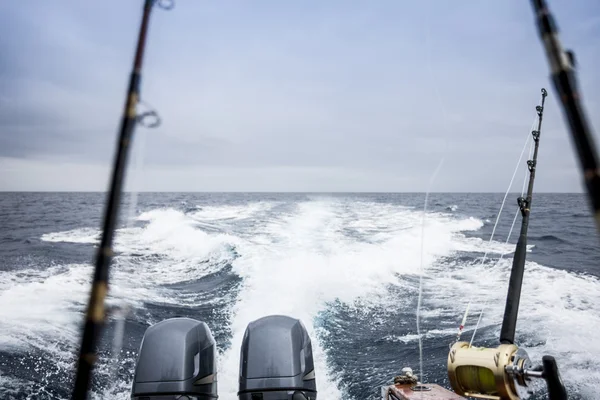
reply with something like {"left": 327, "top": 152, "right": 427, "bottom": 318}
{"left": 447, "top": 342, "right": 567, "bottom": 400}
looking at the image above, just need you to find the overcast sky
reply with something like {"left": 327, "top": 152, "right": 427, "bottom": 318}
{"left": 0, "top": 1, "right": 598, "bottom": 192}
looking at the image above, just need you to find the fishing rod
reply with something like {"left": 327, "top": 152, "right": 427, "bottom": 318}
{"left": 72, "top": 1, "right": 171, "bottom": 398}
{"left": 447, "top": 89, "right": 567, "bottom": 400}
{"left": 530, "top": 0, "right": 600, "bottom": 234}
{"left": 500, "top": 87, "right": 547, "bottom": 345}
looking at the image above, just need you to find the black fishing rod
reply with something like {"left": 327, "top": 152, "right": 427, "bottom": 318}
{"left": 72, "top": 1, "right": 171, "bottom": 398}
{"left": 449, "top": 90, "right": 566, "bottom": 400}
{"left": 500, "top": 88, "right": 547, "bottom": 345}
{"left": 530, "top": 0, "right": 600, "bottom": 234}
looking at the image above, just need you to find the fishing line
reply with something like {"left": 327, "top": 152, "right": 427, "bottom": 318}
{"left": 455, "top": 116, "right": 537, "bottom": 343}
{"left": 468, "top": 144, "right": 532, "bottom": 346}
{"left": 417, "top": 159, "right": 444, "bottom": 387}
{"left": 412, "top": 1, "right": 451, "bottom": 387}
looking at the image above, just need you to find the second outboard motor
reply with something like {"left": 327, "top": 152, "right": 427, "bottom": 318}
{"left": 239, "top": 315, "right": 317, "bottom": 400}
{"left": 131, "top": 318, "right": 218, "bottom": 399}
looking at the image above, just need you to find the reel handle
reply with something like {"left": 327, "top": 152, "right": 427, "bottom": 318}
{"left": 542, "top": 356, "right": 568, "bottom": 400}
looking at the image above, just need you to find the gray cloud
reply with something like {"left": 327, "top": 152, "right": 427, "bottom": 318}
{"left": 0, "top": 0, "right": 598, "bottom": 191}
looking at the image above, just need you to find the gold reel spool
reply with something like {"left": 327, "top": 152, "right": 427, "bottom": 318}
{"left": 447, "top": 342, "right": 532, "bottom": 400}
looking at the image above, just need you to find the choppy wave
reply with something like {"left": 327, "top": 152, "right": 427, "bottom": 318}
{"left": 2, "top": 196, "right": 599, "bottom": 399}
{"left": 41, "top": 227, "right": 99, "bottom": 244}
{"left": 530, "top": 234, "right": 572, "bottom": 244}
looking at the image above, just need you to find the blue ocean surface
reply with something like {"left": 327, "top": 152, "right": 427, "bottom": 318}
{"left": 0, "top": 192, "right": 598, "bottom": 399}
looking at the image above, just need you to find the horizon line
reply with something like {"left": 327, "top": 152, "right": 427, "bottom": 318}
{"left": 0, "top": 190, "right": 585, "bottom": 194}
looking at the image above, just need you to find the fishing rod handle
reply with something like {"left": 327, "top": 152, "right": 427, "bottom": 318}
{"left": 543, "top": 356, "right": 568, "bottom": 400}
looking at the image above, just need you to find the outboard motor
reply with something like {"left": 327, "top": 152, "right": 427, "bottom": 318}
{"left": 238, "top": 315, "right": 317, "bottom": 400}
{"left": 131, "top": 318, "right": 218, "bottom": 399}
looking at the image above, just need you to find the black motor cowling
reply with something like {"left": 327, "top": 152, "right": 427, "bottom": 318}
{"left": 238, "top": 315, "right": 317, "bottom": 400}
{"left": 131, "top": 318, "right": 218, "bottom": 399}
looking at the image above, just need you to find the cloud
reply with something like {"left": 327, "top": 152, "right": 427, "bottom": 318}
{"left": 0, "top": 0, "right": 598, "bottom": 191}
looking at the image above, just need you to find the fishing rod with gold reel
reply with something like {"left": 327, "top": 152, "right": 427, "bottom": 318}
{"left": 446, "top": 0, "right": 599, "bottom": 396}
{"left": 448, "top": 341, "right": 567, "bottom": 400}
{"left": 446, "top": 89, "right": 567, "bottom": 400}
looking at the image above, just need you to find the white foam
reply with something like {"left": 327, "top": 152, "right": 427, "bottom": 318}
{"left": 41, "top": 208, "right": 239, "bottom": 286}
{"left": 0, "top": 261, "right": 181, "bottom": 358}
{"left": 1, "top": 207, "right": 241, "bottom": 363}
{"left": 132, "top": 208, "right": 228, "bottom": 257}
{"left": 217, "top": 200, "right": 487, "bottom": 398}
{"left": 41, "top": 227, "right": 99, "bottom": 243}
{"left": 187, "top": 201, "right": 275, "bottom": 221}
{"left": 7, "top": 199, "right": 599, "bottom": 398}
{"left": 384, "top": 328, "right": 457, "bottom": 343}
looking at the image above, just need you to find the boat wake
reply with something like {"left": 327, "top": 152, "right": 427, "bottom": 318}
{"left": 0, "top": 197, "right": 598, "bottom": 399}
